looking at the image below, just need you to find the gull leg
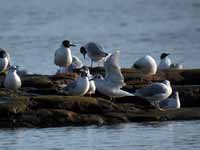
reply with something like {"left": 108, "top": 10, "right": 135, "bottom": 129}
{"left": 155, "top": 101, "right": 165, "bottom": 111}
{"left": 91, "top": 60, "right": 93, "bottom": 68}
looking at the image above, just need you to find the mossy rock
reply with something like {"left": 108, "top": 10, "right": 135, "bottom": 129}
{"left": 22, "top": 75, "right": 54, "bottom": 88}
{"left": 30, "top": 96, "right": 102, "bottom": 113}
{"left": 0, "top": 96, "right": 29, "bottom": 115}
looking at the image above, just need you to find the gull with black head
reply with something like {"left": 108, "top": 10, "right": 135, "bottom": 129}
{"left": 54, "top": 40, "right": 75, "bottom": 73}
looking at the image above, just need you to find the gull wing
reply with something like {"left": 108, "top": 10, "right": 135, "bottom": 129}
{"left": 85, "top": 42, "right": 107, "bottom": 57}
{"left": 104, "top": 51, "right": 125, "bottom": 87}
{"left": 135, "top": 83, "right": 167, "bottom": 97}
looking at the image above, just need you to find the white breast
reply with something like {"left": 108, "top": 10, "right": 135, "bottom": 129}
{"left": 4, "top": 71, "right": 22, "bottom": 90}
{"left": 54, "top": 47, "right": 72, "bottom": 67}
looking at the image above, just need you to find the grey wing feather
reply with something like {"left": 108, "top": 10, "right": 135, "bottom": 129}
{"left": 63, "top": 81, "right": 77, "bottom": 92}
{"left": 86, "top": 42, "right": 107, "bottom": 56}
{"left": 136, "top": 83, "right": 166, "bottom": 97}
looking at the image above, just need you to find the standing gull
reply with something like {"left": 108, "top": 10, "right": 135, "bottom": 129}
{"left": 159, "top": 91, "right": 181, "bottom": 109}
{"left": 0, "top": 50, "right": 9, "bottom": 73}
{"left": 132, "top": 55, "right": 157, "bottom": 76}
{"left": 134, "top": 80, "right": 172, "bottom": 110}
{"left": 94, "top": 50, "right": 133, "bottom": 99}
{"left": 80, "top": 66, "right": 96, "bottom": 96}
{"left": 4, "top": 66, "right": 22, "bottom": 90}
{"left": 80, "top": 42, "right": 108, "bottom": 67}
{"left": 63, "top": 71, "right": 90, "bottom": 96}
{"left": 58, "top": 56, "right": 83, "bottom": 73}
{"left": 158, "top": 53, "right": 171, "bottom": 71}
{"left": 54, "top": 40, "right": 75, "bottom": 73}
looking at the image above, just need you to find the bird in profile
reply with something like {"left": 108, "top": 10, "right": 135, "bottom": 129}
{"left": 54, "top": 40, "right": 75, "bottom": 73}
{"left": 80, "top": 66, "right": 96, "bottom": 96}
{"left": 80, "top": 42, "right": 108, "bottom": 67}
{"left": 63, "top": 70, "right": 90, "bottom": 96}
{"left": 0, "top": 49, "right": 9, "bottom": 73}
{"left": 94, "top": 50, "right": 133, "bottom": 99}
{"left": 132, "top": 55, "right": 157, "bottom": 76}
{"left": 158, "top": 53, "right": 171, "bottom": 71}
{"left": 4, "top": 65, "right": 22, "bottom": 90}
{"left": 134, "top": 80, "right": 172, "bottom": 110}
{"left": 159, "top": 91, "right": 181, "bottom": 109}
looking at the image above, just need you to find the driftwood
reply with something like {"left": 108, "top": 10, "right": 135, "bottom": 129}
{"left": 0, "top": 68, "right": 200, "bottom": 128}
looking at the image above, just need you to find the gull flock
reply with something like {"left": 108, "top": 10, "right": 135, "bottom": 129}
{"left": 0, "top": 40, "right": 182, "bottom": 110}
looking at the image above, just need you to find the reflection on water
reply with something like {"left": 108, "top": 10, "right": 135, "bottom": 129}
{"left": 0, "top": 121, "right": 200, "bottom": 150}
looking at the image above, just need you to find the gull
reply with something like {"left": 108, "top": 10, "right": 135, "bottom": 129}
{"left": 0, "top": 48, "right": 11, "bottom": 65}
{"left": 159, "top": 91, "right": 181, "bottom": 109}
{"left": 132, "top": 55, "right": 157, "bottom": 76}
{"left": 4, "top": 66, "right": 22, "bottom": 90}
{"left": 80, "top": 42, "right": 108, "bottom": 67}
{"left": 58, "top": 56, "right": 83, "bottom": 73}
{"left": 170, "top": 63, "right": 183, "bottom": 70}
{"left": 0, "top": 49, "right": 9, "bottom": 73}
{"left": 63, "top": 71, "right": 90, "bottom": 96}
{"left": 158, "top": 53, "right": 171, "bottom": 71}
{"left": 54, "top": 40, "right": 75, "bottom": 73}
{"left": 134, "top": 80, "right": 172, "bottom": 110}
{"left": 94, "top": 50, "right": 133, "bottom": 99}
{"left": 80, "top": 66, "right": 96, "bottom": 96}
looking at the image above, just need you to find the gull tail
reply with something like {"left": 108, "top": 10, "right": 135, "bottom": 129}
{"left": 117, "top": 90, "right": 135, "bottom": 97}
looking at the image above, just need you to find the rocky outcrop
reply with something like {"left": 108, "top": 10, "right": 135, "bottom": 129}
{"left": 0, "top": 68, "right": 200, "bottom": 128}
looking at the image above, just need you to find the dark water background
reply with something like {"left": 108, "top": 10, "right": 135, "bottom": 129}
{"left": 0, "top": 0, "right": 200, "bottom": 74}
{"left": 0, "top": 0, "right": 200, "bottom": 149}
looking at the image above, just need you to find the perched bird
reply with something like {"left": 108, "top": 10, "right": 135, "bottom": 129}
{"left": 80, "top": 66, "right": 96, "bottom": 96}
{"left": 134, "top": 80, "right": 172, "bottom": 110}
{"left": 54, "top": 40, "right": 75, "bottom": 73}
{"left": 0, "top": 48, "right": 11, "bottom": 65}
{"left": 80, "top": 42, "right": 108, "bottom": 67}
{"left": 68, "top": 56, "right": 83, "bottom": 72}
{"left": 132, "top": 55, "right": 157, "bottom": 76}
{"left": 170, "top": 63, "right": 183, "bottom": 70}
{"left": 159, "top": 91, "right": 181, "bottom": 109}
{"left": 58, "top": 56, "right": 83, "bottom": 73}
{"left": 4, "top": 66, "right": 22, "bottom": 90}
{"left": 158, "top": 53, "right": 171, "bottom": 71}
{"left": 94, "top": 51, "right": 133, "bottom": 99}
{"left": 0, "top": 49, "right": 9, "bottom": 73}
{"left": 63, "top": 71, "right": 90, "bottom": 96}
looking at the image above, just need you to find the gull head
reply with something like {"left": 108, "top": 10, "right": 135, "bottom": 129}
{"left": 160, "top": 53, "right": 170, "bottom": 60}
{"left": 94, "top": 74, "right": 104, "bottom": 80}
{"left": 80, "top": 66, "right": 90, "bottom": 75}
{"left": 8, "top": 65, "right": 17, "bottom": 72}
{"left": 80, "top": 47, "right": 87, "bottom": 59}
{"left": 162, "top": 80, "right": 171, "bottom": 86}
{"left": 62, "top": 40, "right": 76, "bottom": 48}
{"left": 0, "top": 50, "right": 7, "bottom": 58}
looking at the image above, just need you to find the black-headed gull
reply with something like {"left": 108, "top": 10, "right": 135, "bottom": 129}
{"left": 158, "top": 53, "right": 171, "bottom": 70}
{"left": 63, "top": 71, "right": 90, "bottom": 96}
{"left": 4, "top": 66, "right": 22, "bottom": 90}
{"left": 0, "top": 50, "right": 9, "bottom": 73}
{"left": 54, "top": 40, "right": 75, "bottom": 73}
{"left": 159, "top": 91, "right": 181, "bottom": 109}
{"left": 94, "top": 50, "right": 133, "bottom": 99}
{"left": 132, "top": 55, "right": 157, "bottom": 76}
{"left": 134, "top": 80, "right": 172, "bottom": 110}
{"left": 80, "top": 42, "right": 108, "bottom": 67}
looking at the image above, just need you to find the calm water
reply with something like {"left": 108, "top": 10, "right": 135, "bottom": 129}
{"left": 0, "top": 0, "right": 200, "bottom": 149}
{"left": 0, "top": 121, "right": 200, "bottom": 150}
{"left": 0, "top": 0, "right": 200, "bottom": 74}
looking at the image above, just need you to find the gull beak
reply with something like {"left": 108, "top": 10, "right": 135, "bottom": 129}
{"left": 83, "top": 53, "right": 86, "bottom": 59}
{"left": 69, "top": 44, "right": 76, "bottom": 47}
